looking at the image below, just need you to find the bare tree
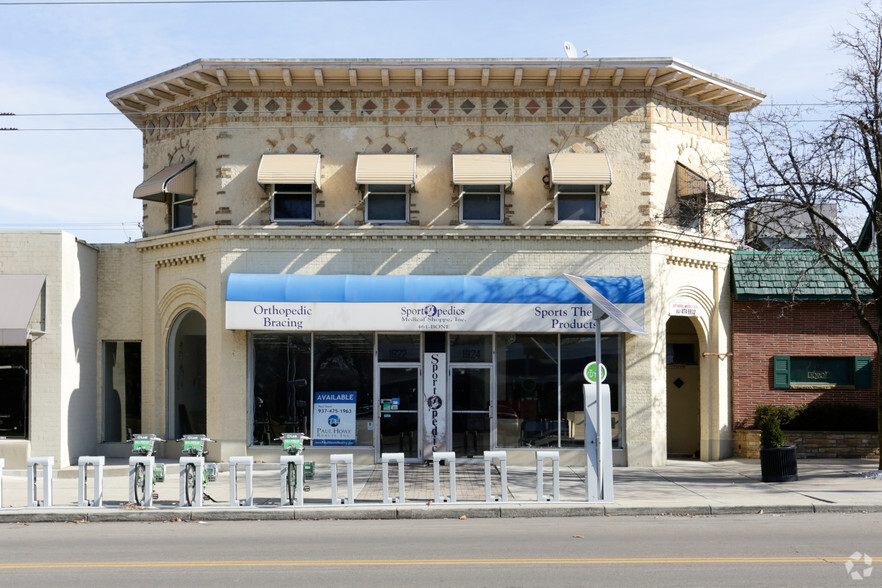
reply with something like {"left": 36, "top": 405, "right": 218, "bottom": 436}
{"left": 730, "top": 1, "right": 882, "bottom": 467}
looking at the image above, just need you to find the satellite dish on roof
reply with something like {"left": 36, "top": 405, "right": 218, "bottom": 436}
{"left": 563, "top": 41, "right": 578, "bottom": 59}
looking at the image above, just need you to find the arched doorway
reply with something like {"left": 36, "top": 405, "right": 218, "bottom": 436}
{"left": 167, "top": 309, "right": 206, "bottom": 438}
{"left": 666, "top": 316, "right": 701, "bottom": 458}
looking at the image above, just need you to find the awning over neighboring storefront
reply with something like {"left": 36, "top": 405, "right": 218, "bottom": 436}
{"left": 226, "top": 274, "right": 644, "bottom": 333}
{"left": 548, "top": 153, "right": 613, "bottom": 185}
{"left": 452, "top": 154, "right": 513, "bottom": 186}
{"left": 0, "top": 274, "right": 46, "bottom": 346}
{"left": 257, "top": 154, "right": 322, "bottom": 188}
{"left": 355, "top": 154, "right": 416, "bottom": 185}
{"left": 133, "top": 161, "right": 195, "bottom": 202}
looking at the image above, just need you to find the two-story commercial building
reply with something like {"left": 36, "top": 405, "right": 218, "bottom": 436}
{"left": 0, "top": 57, "right": 764, "bottom": 467}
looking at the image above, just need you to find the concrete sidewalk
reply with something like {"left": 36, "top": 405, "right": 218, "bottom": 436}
{"left": 0, "top": 458, "right": 880, "bottom": 522}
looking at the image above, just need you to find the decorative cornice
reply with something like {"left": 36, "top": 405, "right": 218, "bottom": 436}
{"left": 155, "top": 253, "right": 206, "bottom": 267}
{"left": 133, "top": 225, "right": 736, "bottom": 255}
{"left": 666, "top": 255, "right": 720, "bottom": 269}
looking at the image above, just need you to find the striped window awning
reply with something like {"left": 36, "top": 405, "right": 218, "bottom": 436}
{"left": 548, "top": 153, "right": 612, "bottom": 185}
{"left": 133, "top": 161, "right": 195, "bottom": 202}
{"left": 257, "top": 154, "right": 322, "bottom": 188}
{"left": 355, "top": 154, "right": 416, "bottom": 185}
{"left": 452, "top": 154, "right": 513, "bottom": 186}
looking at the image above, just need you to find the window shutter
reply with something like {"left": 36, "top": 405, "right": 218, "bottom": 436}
{"left": 855, "top": 356, "right": 872, "bottom": 388}
{"left": 773, "top": 356, "right": 790, "bottom": 388}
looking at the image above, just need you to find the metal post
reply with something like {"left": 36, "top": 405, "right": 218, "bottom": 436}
{"left": 330, "top": 454, "right": 354, "bottom": 505}
{"left": 280, "top": 455, "right": 304, "bottom": 506}
{"left": 483, "top": 450, "right": 507, "bottom": 503}
{"left": 381, "top": 452, "right": 405, "bottom": 504}
{"left": 229, "top": 456, "right": 254, "bottom": 507}
{"left": 432, "top": 451, "right": 456, "bottom": 503}
{"left": 26, "top": 456, "right": 53, "bottom": 507}
{"left": 77, "top": 456, "right": 104, "bottom": 507}
{"left": 536, "top": 450, "right": 560, "bottom": 502}
{"left": 0, "top": 458, "right": 4, "bottom": 508}
{"left": 179, "top": 456, "right": 204, "bottom": 507}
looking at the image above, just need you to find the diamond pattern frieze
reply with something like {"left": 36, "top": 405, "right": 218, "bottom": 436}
{"left": 459, "top": 98, "right": 478, "bottom": 115}
{"left": 325, "top": 97, "right": 350, "bottom": 116}
{"left": 393, "top": 99, "right": 410, "bottom": 116}
{"left": 426, "top": 98, "right": 445, "bottom": 116}
{"left": 233, "top": 99, "right": 249, "bottom": 113}
{"left": 591, "top": 99, "right": 608, "bottom": 115}
{"left": 192, "top": 106, "right": 201, "bottom": 122}
{"left": 493, "top": 99, "right": 509, "bottom": 115}
{"left": 264, "top": 98, "right": 281, "bottom": 113}
{"left": 624, "top": 99, "right": 641, "bottom": 115}
{"left": 360, "top": 99, "right": 379, "bottom": 116}
{"left": 557, "top": 99, "right": 575, "bottom": 116}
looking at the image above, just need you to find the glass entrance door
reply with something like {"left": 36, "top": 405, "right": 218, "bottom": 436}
{"left": 378, "top": 366, "right": 421, "bottom": 460}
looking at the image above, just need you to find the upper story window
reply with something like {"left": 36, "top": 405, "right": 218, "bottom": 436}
{"left": 258, "top": 154, "right": 322, "bottom": 224}
{"left": 555, "top": 185, "right": 599, "bottom": 222}
{"left": 365, "top": 184, "right": 409, "bottom": 223}
{"left": 271, "top": 184, "right": 314, "bottom": 223}
{"left": 452, "top": 154, "right": 513, "bottom": 225}
{"left": 460, "top": 184, "right": 503, "bottom": 223}
{"left": 356, "top": 154, "right": 416, "bottom": 225}
{"left": 132, "top": 160, "right": 196, "bottom": 232}
{"left": 548, "top": 153, "right": 611, "bottom": 224}
{"left": 171, "top": 193, "right": 194, "bottom": 230}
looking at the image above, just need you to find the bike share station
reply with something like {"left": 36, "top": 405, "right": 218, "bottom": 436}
{"left": 3, "top": 275, "right": 643, "bottom": 511}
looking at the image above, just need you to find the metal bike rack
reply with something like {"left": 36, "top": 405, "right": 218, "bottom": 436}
{"left": 381, "top": 452, "right": 405, "bottom": 504}
{"left": 229, "top": 456, "right": 254, "bottom": 507}
{"left": 179, "top": 456, "right": 204, "bottom": 507}
{"left": 77, "top": 456, "right": 105, "bottom": 507}
{"left": 432, "top": 452, "right": 456, "bottom": 504}
{"left": 483, "top": 450, "right": 508, "bottom": 503}
{"left": 280, "top": 455, "right": 304, "bottom": 507}
{"left": 536, "top": 450, "right": 560, "bottom": 502}
{"left": 129, "top": 456, "right": 155, "bottom": 506}
{"left": 27, "top": 456, "right": 54, "bottom": 507}
{"left": 330, "top": 454, "right": 354, "bottom": 505}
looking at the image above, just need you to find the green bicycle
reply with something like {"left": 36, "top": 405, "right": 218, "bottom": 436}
{"left": 276, "top": 433, "right": 313, "bottom": 504}
{"left": 179, "top": 434, "right": 218, "bottom": 506}
{"left": 129, "top": 434, "right": 166, "bottom": 506}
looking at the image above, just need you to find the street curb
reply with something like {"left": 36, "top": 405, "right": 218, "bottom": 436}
{"left": 2, "top": 502, "right": 882, "bottom": 523}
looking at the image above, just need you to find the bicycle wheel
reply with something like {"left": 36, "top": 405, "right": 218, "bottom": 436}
{"left": 133, "top": 462, "right": 146, "bottom": 506}
{"left": 286, "top": 462, "right": 296, "bottom": 504}
{"left": 185, "top": 463, "right": 196, "bottom": 506}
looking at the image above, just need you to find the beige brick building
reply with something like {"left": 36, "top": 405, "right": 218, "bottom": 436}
{"left": 0, "top": 57, "right": 763, "bottom": 467}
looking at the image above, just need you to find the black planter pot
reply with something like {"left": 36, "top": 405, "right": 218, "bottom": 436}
{"left": 760, "top": 446, "right": 798, "bottom": 482}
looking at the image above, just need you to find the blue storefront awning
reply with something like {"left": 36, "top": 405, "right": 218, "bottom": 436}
{"left": 226, "top": 274, "right": 644, "bottom": 305}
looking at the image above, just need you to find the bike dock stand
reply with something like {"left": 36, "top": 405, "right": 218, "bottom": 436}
{"left": 381, "top": 452, "right": 405, "bottom": 504}
{"left": 483, "top": 451, "right": 508, "bottom": 503}
{"left": 433, "top": 452, "right": 457, "bottom": 504}
{"left": 330, "top": 454, "right": 354, "bottom": 505}
{"left": 179, "top": 456, "right": 204, "bottom": 507}
{"left": 280, "top": 456, "right": 304, "bottom": 506}
{"left": 77, "top": 456, "right": 105, "bottom": 507}
{"left": 536, "top": 450, "right": 560, "bottom": 502}
{"left": 27, "top": 456, "right": 54, "bottom": 507}
{"left": 229, "top": 456, "right": 254, "bottom": 507}
{"left": 129, "top": 456, "right": 155, "bottom": 506}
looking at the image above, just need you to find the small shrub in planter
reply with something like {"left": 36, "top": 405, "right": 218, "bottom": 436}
{"left": 755, "top": 405, "right": 798, "bottom": 483}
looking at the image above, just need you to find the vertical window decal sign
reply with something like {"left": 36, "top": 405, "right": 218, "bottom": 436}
{"left": 423, "top": 352, "right": 447, "bottom": 457}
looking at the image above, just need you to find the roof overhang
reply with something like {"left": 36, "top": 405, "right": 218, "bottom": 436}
{"left": 107, "top": 57, "right": 766, "bottom": 126}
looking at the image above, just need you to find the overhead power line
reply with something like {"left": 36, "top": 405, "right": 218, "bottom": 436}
{"left": 1, "top": 0, "right": 422, "bottom": 5}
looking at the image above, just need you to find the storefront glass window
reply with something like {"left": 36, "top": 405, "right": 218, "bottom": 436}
{"left": 314, "top": 333, "right": 374, "bottom": 445}
{"left": 449, "top": 334, "right": 492, "bottom": 363}
{"left": 252, "top": 334, "right": 312, "bottom": 445}
{"left": 377, "top": 334, "right": 420, "bottom": 363}
{"left": 496, "top": 334, "right": 622, "bottom": 449}
{"left": 496, "top": 334, "right": 558, "bottom": 448}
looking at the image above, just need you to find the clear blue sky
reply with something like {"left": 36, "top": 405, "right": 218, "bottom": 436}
{"left": 0, "top": 0, "right": 866, "bottom": 243}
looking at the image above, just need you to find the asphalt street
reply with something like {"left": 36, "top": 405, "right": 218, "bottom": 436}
{"left": 0, "top": 513, "right": 878, "bottom": 586}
